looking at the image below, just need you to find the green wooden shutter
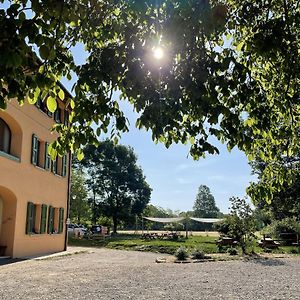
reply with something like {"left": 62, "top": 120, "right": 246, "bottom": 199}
{"left": 35, "top": 97, "right": 42, "bottom": 108}
{"left": 51, "top": 158, "right": 57, "bottom": 174}
{"left": 40, "top": 204, "right": 48, "bottom": 234}
{"left": 61, "top": 155, "right": 67, "bottom": 177}
{"left": 64, "top": 110, "right": 69, "bottom": 127}
{"left": 54, "top": 107, "right": 61, "bottom": 123}
{"left": 47, "top": 109, "right": 53, "bottom": 117}
{"left": 47, "top": 206, "right": 54, "bottom": 234}
{"left": 26, "top": 202, "right": 35, "bottom": 234}
{"left": 44, "top": 142, "right": 51, "bottom": 170}
{"left": 58, "top": 208, "right": 64, "bottom": 233}
{"left": 31, "top": 134, "right": 39, "bottom": 165}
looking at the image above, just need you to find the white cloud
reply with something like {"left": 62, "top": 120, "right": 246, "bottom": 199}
{"left": 176, "top": 177, "right": 195, "bottom": 184}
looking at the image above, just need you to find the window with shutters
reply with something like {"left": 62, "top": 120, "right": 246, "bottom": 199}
{"left": 51, "top": 157, "right": 58, "bottom": 174}
{"left": 26, "top": 202, "right": 36, "bottom": 234}
{"left": 35, "top": 95, "right": 53, "bottom": 117}
{"left": 61, "top": 155, "right": 67, "bottom": 177}
{"left": 64, "top": 110, "right": 69, "bottom": 127}
{"left": 44, "top": 142, "right": 51, "bottom": 170}
{"left": 53, "top": 208, "right": 60, "bottom": 233}
{"left": 54, "top": 107, "right": 62, "bottom": 123}
{"left": 52, "top": 156, "right": 64, "bottom": 176}
{"left": 31, "top": 134, "right": 40, "bottom": 166}
{"left": 40, "top": 204, "right": 48, "bottom": 234}
{"left": 0, "top": 118, "right": 11, "bottom": 154}
{"left": 58, "top": 208, "right": 64, "bottom": 233}
{"left": 31, "top": 135, "right": 47, "bottom": 168}
{"left": 47, "top": 206, "right": 55, "bottom": 234}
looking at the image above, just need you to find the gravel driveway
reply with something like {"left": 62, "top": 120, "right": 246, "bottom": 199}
{"left": 0, "top": 247, "right": 299, "bottom": 300}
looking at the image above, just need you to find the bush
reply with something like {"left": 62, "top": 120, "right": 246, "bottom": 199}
{"left": 264, "top": 248, "right": 273, "bottom": 253}
{"left": 191, "top": 248, "right": 205, "bottom": 259}
{"left": 289, "top": 249, "right": 298, "bottom": 254}
{"left": 214, "top": 221, "right": 230, "bottom": 235}
{"left": 175, "top": 247, "right": 189, "bottom": 261}
{"left": 164, "top": 223, "right": 184, "bottom": 232}
{"left": 227, "top": 247, "right": 238, "bottom": 256}
{"left": 262, "top": 217, "right": 300, "bottom": 242}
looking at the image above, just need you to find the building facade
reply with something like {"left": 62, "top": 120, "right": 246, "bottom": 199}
{"left": 0, "top": 91, "right": 71, "bottom": 258}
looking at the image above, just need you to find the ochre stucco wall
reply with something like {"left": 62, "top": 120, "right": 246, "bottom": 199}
{"left": 0, "top": 100, "right": 69, "bottom": 257}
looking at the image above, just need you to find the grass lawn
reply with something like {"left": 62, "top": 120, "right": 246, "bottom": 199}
{"left": 68, "top": 232, "right": 300, "bottom": 256}
{"left": 69, "top": 233, "right": 219, "bottom": 254}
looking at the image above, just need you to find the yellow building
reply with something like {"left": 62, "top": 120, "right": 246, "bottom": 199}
{"left": 0, "top": 87, "right": 71, "bottom": 258}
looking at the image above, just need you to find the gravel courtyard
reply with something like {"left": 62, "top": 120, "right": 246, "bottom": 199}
{"left": 0, "top": 247, "right": 299, "bottom": 300}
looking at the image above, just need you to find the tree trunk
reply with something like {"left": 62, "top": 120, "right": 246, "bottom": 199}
{"left": 92, "top": 189, "right": 96, "bottom": 224}
{"left": 112, "top": 216, "right": 118, "bottom": 234}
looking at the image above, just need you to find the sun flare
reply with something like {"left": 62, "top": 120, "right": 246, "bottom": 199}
{"left": 153, "top": 47, "right": 164, "bottom": 60}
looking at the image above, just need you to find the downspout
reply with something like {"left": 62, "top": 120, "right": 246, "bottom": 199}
{"left": 64, "top": 152, "right": 72, "bottom": 251}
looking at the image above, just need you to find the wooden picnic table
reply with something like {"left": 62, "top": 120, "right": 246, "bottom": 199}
{"left": 216, "top": 237, "right": 238, "bottom": 246}
{"left": 142, "top": 232, "right": 181, "bottom": 240}
{"left": 258, "top": 237, "right": 280, "bottom": 249}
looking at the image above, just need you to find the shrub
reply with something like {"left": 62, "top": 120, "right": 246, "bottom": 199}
{"left": 226, "top": 197, "right": 257, "bottom": 254}
{"left": 175, "top": 247, "right": 189, "bottom": 261}
{"left": 262, "top": 217, "right": 300, "bottom": 242}
{"left": 227, "top": 247, "right": 238, "bottom": 256}
{"left": 264, "top": 248, "right": 273, "bottom": 253}
{"left": 214, "top": 221, "right": 230, "bottom": 235}
{"left": 191, "top": 248, "right": 205, "bottom": 259}
{"left": 164, "top": 223, "right": 184, "bottom": 232}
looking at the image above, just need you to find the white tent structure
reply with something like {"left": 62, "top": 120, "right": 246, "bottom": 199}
{"left": 143, "top": 217, "right": 185, "bottom": 223}
{"left": 189, "top": 217, "right": 224, "bottom": 223}
{"left": 142, "top": 217, "right": 224, "bottom": 238}
{"left": 143, "top": 217, "right": 223, "bottom": 224}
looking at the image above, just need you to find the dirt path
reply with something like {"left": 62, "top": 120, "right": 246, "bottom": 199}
{"left": 0, "top": 247, "right": 299, "bottom": 300}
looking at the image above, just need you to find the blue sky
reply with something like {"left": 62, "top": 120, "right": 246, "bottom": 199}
{"left": 64, "top": 45, "right": 255, "bottom": 214}
{"left": 116, "top": 100, "right": 255, "bottom": 213}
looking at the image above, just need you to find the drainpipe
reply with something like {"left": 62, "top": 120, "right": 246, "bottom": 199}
{"left": 64, "top": 152, "right": 72, "bottom": 251}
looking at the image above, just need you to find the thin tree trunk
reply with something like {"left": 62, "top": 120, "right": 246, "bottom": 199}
{"left": 113, "top": 216, "right": 118, "bottom": 234}
{"left": 92, "top": 189, "right": 96, "bottom": 224}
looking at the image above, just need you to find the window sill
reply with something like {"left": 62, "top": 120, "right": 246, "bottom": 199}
{"left": 0, "top": 151, "right": 20, "bottom": 163}
{"left": 27, "top": 232, "right": 62, "bottom": 236}
{"left": 35, "top": 165, "right": 46, "bottom": 171}
{"left": 53, "top": 173, "right": 67, "bottom": 178}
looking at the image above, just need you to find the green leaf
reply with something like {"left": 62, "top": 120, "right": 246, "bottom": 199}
{"left": 58, "top": 89, "right": 65, "bottom": 101}
{"left": 0, "top": 96, "right": 7, "bottom": 110}
{"left": 77, "top": 149, "right": 84, "bottom": 161}
{"left": 27, "top": 94, "right": 36, "bottom": 104}
{"left": 19, "top": 11, "right": 26, "bottom": 21}
{"left": 96, "top": 127, "right": 101, "bottom": 137}
{"left": 46, "top": 96, "right": 57, "bottom": 113}
{"left": 48, "top": 143, "right": 57, "bottom": 160}
{"left": 34, "top": 87, "right": 41, "bottom": 100}
{"left": 39, "top": 45, "right": 50, "bottom": 60}
{"left": 236, "top": 42, "right": 243, "bottom": 52}
{"left": 113, "top": 136, "right": 118, "bottom": 145}
{"left": 70, "top": 99, "right": 75, "bottom": 109}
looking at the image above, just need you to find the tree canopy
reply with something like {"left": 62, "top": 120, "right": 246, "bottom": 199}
{"left": 81, "top": 140, "right": 152, "bottom": 233}
{"left": 249, "top": 157, "right": 300, "bottom": 220}
{"left": 70, "top": 169, "right": 91, "bottom": 223}
{"left": 193, "top": 185, "right": 220, "bottom": 218}
{"left": 1, "top": 0, "right": 299, "bottom": 203}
